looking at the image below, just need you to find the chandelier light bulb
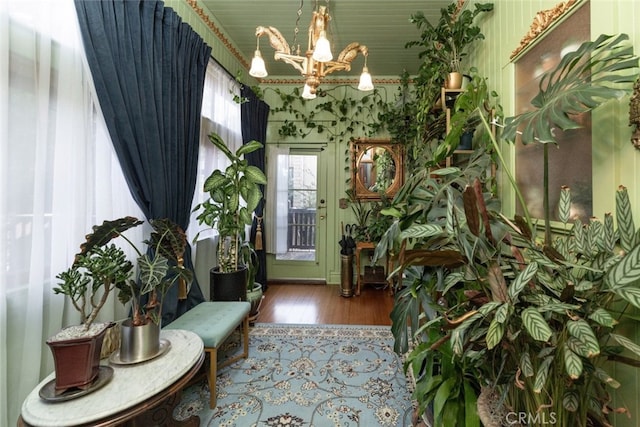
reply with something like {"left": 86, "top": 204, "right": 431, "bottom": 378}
{"left": 301, "top": 83, "right": 317, "bottom": 99}
{"left": 312, "top": 31, "right": 333, "bottom": 62}
{"left": 358, "top": 66, "right": 374, "bottom": 91}
{"left": 249, "top": 50, "right": 268, "bottom": 78}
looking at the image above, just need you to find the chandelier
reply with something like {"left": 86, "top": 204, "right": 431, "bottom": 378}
{"left": 248, "top": 1, "right": 374, "bottom": 99}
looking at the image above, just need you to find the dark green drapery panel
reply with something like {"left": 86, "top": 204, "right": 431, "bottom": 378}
{"left": 240, "top": 86, "right": 270, "bottom": 289}
{"left": 74, "top": 0, "right": 209, "bottom": 324}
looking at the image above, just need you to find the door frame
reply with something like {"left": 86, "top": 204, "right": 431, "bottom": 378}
{"left": 266, "top": 145, "right": 328, "bottom": 282}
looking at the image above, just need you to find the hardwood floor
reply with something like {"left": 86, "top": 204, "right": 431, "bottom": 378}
{"left": 256, "top": 283, "right": 395, "bottom": 326}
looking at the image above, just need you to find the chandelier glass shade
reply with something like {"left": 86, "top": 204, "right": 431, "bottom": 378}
{"left": 249, "top": 2, "right": 373, "bottom": 98}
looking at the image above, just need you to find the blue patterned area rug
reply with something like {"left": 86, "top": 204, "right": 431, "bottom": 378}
{"left": 174, "top": 323, "right": 415, "bottom": 426}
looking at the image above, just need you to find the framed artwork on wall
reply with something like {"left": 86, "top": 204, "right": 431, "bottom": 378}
{"left": 512, "top": 0, "right": 591, "bottom": 222}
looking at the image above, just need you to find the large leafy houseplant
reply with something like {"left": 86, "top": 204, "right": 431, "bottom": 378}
{"left": 380, "top": 33, "right": 640, "bottom": 426}
{"left": 195, "top": 132, "right": 266, "bottom": 275}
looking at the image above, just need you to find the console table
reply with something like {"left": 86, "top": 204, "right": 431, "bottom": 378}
{"left": 354, "top": 241, "right": 394, "bottom": 296}
{"left": 19, "top": 329, "right": 204, "bottom": 427}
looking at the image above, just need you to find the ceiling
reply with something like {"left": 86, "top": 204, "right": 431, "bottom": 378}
{"left": 198, "top": 0, "right": 453, "bottom": 80}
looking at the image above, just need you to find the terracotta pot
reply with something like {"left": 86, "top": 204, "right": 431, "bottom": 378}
{"left": 119, "top": 319, "right": 161, "bottom": 363}
{"left": 46, "top": 322, "right": 114, "bottom": 395}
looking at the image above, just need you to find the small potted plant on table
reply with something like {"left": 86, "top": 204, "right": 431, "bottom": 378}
{"left": 49, "top": 217, "right": 192, "bottom": 396}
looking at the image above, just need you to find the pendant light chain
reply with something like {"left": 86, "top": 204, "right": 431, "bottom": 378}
{"left": 292, "top": 0, "right": 303, "bottom": 56}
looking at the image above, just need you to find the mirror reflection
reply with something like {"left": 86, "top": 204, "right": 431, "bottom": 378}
{"left": 357, "top": 147, "right": 396, "bottom": 192}
{"left": 351, "top": 140, "right": 403, "bottom": 200}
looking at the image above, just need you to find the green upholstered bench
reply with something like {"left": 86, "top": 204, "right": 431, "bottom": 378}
{"left": 164, "top": 301, "right": 250, "bottom": 408}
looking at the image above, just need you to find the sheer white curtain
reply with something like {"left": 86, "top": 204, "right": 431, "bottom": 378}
{"left": 0, "top": 1, "right": 142, "bottom": 424}
{"left": 189, "top": 60, "right": 242, "bottom": 294}
{"left": 189, "top": 60, "right": 242, "bottom": 242}
{"left": 265, "top": 145, "right": 290, "bottom": 254}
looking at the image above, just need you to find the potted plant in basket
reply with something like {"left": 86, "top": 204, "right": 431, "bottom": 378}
{"left": 378, "top": 34, "right": 640, "bottom": 426}
{"left": 406, "top": 1, "right": 493, "bottom": 89}
{"left": 50, "top": 217, "right": 192, "bottom": 394}
{"left": 195, "top": 132, "right": 267, "bottom": 301}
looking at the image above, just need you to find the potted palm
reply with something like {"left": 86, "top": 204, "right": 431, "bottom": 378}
{"left": 50, "top": 217, "right": 192, "bottom": 395}
{"left": 407, "top": 1, "right": 493, "bottom": 88}
{"left": 195, "top": 132, "right": 266, "bottom": 301}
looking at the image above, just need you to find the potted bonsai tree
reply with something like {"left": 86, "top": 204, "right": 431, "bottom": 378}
{"left": 407, "top": 1, "right": 493, "bottom": 88}
{"left": 50, "top": 217, "right": 192, "bottom": 394}
{"left": 195, "top": 132, "right": 266, "bottom": 301}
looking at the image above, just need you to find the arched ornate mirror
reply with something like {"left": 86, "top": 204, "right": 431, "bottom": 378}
{"left": 351, "top": 139, "right": 404, "bottom": 200}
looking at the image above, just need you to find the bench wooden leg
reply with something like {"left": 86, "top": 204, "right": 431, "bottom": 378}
{"left": 242, "top": 316, "right": 249, "bottom": 359}
{"left": 206, "top": 348, "right": 218, "bottom": 409}
{"left": 205, "top": 315, "right": 250, "bottom": 409}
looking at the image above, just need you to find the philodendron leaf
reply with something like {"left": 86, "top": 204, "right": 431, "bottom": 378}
{"left": 563, "top": 343, "right": 583, "bottom": 379}
{"left": 567, "top": 319, "right": 600, "bottom": 357}
{"left": 522, "top": 307, "right": 552, "bottom": 342}
{"left": 534, "top": 356, "right": 554, "bottom": 393}
{"left": 610, "top": 333, "right": 640, "bottom": 357}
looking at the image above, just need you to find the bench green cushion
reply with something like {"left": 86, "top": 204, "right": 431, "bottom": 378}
{"left": 164, "top": 301, "right": 250, "bottom": 348}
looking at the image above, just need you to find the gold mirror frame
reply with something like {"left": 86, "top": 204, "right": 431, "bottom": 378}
{"left": 350, "top": 139, "right": 404, "bottom": 200}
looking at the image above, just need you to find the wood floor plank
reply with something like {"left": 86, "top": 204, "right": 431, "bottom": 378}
{"left": 257, "top": 283, "right": 394, "bottom": 326}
